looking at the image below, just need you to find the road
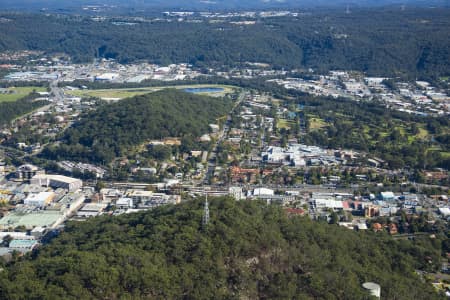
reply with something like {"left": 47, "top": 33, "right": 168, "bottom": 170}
{"left": 202, "top": 90, "right": 247, "bottom": 184}
{"left": 49, "top": 79, "right": 65, "bottom": 102}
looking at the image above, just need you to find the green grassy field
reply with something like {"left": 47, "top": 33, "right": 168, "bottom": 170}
{"left": 0, "top": 86, "right": 47, "bottom": 103}
{"left": 440, "top": 152, "right": 450, "bottom": 158}
{"left": 308, "top": 116, "right": 326, "bottom": 131}
{"left": 66, "top": 84, "right": 235, "bottom": 100}
{"left": 416, "top": 128, "right": 429, "bottom": 139}
{"left": 277, "top": 118, "right": 294, "bottom": 130}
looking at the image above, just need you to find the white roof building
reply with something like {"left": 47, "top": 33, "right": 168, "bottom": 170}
{"left": 95, "top": 73, "right": 119, "bottom": 81}
{"left": 438, "top": 207, "right": 450, "bottom": 217}
{"left": 0, "top": 232, "right": 35, "bottom": 240}
{"left": 252, "top": 188, "right": 274, "bottom": 196}
{"left": 31, "top": 175, "right": 82, "bottom": 192}
{"left": 116, "top": 198, "right": 133, "bottom": 209}
{"left": 311, "top": 198, "right": 344, "bottom": 210}
{"left": 229, "top": 186, "right": 245, "bottom": 200}
{"left": 380, "top": 191, "right": 395, "bottom": 201}
{"left": 77, "top": 203, "right": 107, "bottom": 218}
{"left": 128, "top": 190, "right": 154, "bottom": 203}
{"left": 24, "top": 192, "right": 55, "bottom": 207}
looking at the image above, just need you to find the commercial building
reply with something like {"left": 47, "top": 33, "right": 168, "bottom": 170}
{"left": 380, "top": 191, "right": 395, "bottom": 201}
{"left": 95, "top": 73, "right": 119, "bottom": 81}
{"left": 310, "top": 198, "right": 344, "bottom": 210}
{"left": 128, "top": 190, "right": 154, "bottom": 203}
{"left": 261, "top": 144, "right": 337, "bottom": 166}
{"left": 16, "top": 164, "right": 44, "bottom": 180}
{"left": 116, "top": 197, "right": 133, "bottom": 209}
{"left": 251, "top": 188, "right": 274, "bottom": 197}
{"left": 136, "top": 193, "right": 180, "bottom": 209}
{"left": 229, "top": 186, "right": 245, "bottom": 200}
{"left": 255, "top": 194, "right": 296, "bottom": 206}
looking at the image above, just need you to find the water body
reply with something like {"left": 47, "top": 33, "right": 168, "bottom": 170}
{"left": 184, "top": 87, "right": 224, "bottom": 93}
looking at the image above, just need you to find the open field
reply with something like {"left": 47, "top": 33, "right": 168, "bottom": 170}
{"left": 66, "top": 84, "right": 236, "bottom": 100}
{"left": 0, "top": 86, "right": 46, "bottom": 103}
{"left": 277, "top": 118, "right": 294, "bottom": 130}
{"left": 441, "top": 152, "right": 450, "bottom": 158}
{"left": 308, "top": 116, "right": 326, "bottom": 131}
{"left": 426, "top": 147, "right": 450, "bottom": 159}
{"left": 416, "top": 127, "right": 429, "bottom": 139}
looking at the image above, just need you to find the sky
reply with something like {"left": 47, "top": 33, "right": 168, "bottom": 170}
{"left": 0, "top": 0, "right": 447, "bottom": 11}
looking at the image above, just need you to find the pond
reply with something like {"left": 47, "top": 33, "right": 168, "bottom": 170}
{"left": 184, "top": 87, "right": 224, "bottom": 93}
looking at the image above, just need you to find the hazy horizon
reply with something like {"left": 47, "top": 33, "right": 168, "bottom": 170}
{"left": 0, "top": 0, "right": 448, "bottom": 12}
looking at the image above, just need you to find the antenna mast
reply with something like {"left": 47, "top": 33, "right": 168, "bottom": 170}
{"left": 202, "top": 190, "right": 210, "bottom": 227}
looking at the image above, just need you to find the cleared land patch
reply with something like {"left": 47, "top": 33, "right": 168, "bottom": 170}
{"left": 0, "top": 86, "right": 46, "bottom": 102}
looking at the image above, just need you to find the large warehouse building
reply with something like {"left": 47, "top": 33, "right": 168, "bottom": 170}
{"left": 30, "top": 175, "right": 82, "bottom": 192}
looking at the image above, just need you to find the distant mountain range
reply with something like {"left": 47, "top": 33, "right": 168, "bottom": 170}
{"left": 0, "top": 0, "right": 448, "bottom": 11}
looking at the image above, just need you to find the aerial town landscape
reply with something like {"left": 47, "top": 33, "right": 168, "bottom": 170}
{"left": 0, "top": 1, "right": 449, "bottom": 299}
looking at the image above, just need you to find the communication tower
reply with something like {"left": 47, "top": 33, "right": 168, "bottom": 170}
{"left": 202, "top": 191, "right": 210, "bottom": 227}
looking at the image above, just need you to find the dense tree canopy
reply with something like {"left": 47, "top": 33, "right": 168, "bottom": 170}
{"left": 293, "top": 95, "right": 450, "bottom": 170}
{"left": 41, "top": 89, "right": 232, "bottom": 163}
{"left": 0, "top": 94, "right": 48, "bottom": 126}
{"left": 0, "top": 8, "right": 449, "bottom": 78}
{"left": 0, "top": 197, "right": 445, "bottom": 299}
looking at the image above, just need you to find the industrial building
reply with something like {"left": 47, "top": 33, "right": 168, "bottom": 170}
{"left": 23, "top": 192, "right": 55, "bottom": 207}
{"left": 0, "top": 211, "right": 65, "bottom": 230}
{"left": 77, "top": 203, "right": 107, "bottom": 218}
{"left": 9, "top": 239, "right": 39, "bottom": 250}
{"left": 95, "top": 73, "right": 119, "bottom": 81}
{"left": 31, "top": 174, "right": 82, "bottom": 192}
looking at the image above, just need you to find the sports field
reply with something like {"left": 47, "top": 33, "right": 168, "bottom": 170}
{"left": 66, "top": 84, "right": 235, "bottom": 100}
{"left": 0, "top": 86, "right": 47, "bottom": 102}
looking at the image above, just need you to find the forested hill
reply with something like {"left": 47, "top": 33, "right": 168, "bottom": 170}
{"left": 0, "top": 95, "right": 49, "bottom": 127}
{"left": 0, "top": 9, "right": 449, "bottom": 78}
{"left": 41, "top": 89, "right": 232, "bottom": 163}
{"left": 0, "top": 197, "right": 445, "bottom": 299}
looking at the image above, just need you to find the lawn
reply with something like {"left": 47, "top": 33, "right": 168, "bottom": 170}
{"left": 68, "top": 88, "right": 153, "bottom": 99}
{"left": 394, "top": 125, "right": 406, "bottom": 135}
{"left": 416, "top": 127, "right": 429, "bottom": 139}
{"left": 277, "top": 118, "right": 294, "bottom": 130}
{"left": 407, "top": 127, "right": 430, "bottom": 143}
{"left": 66, "top": 84, "right": 235, "bottom": 100}
{"left": 308, "top": 116, "right": 326, "bottom": 130}
{"left": 0, "top": 86, "right": 47, "bottom": 103}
